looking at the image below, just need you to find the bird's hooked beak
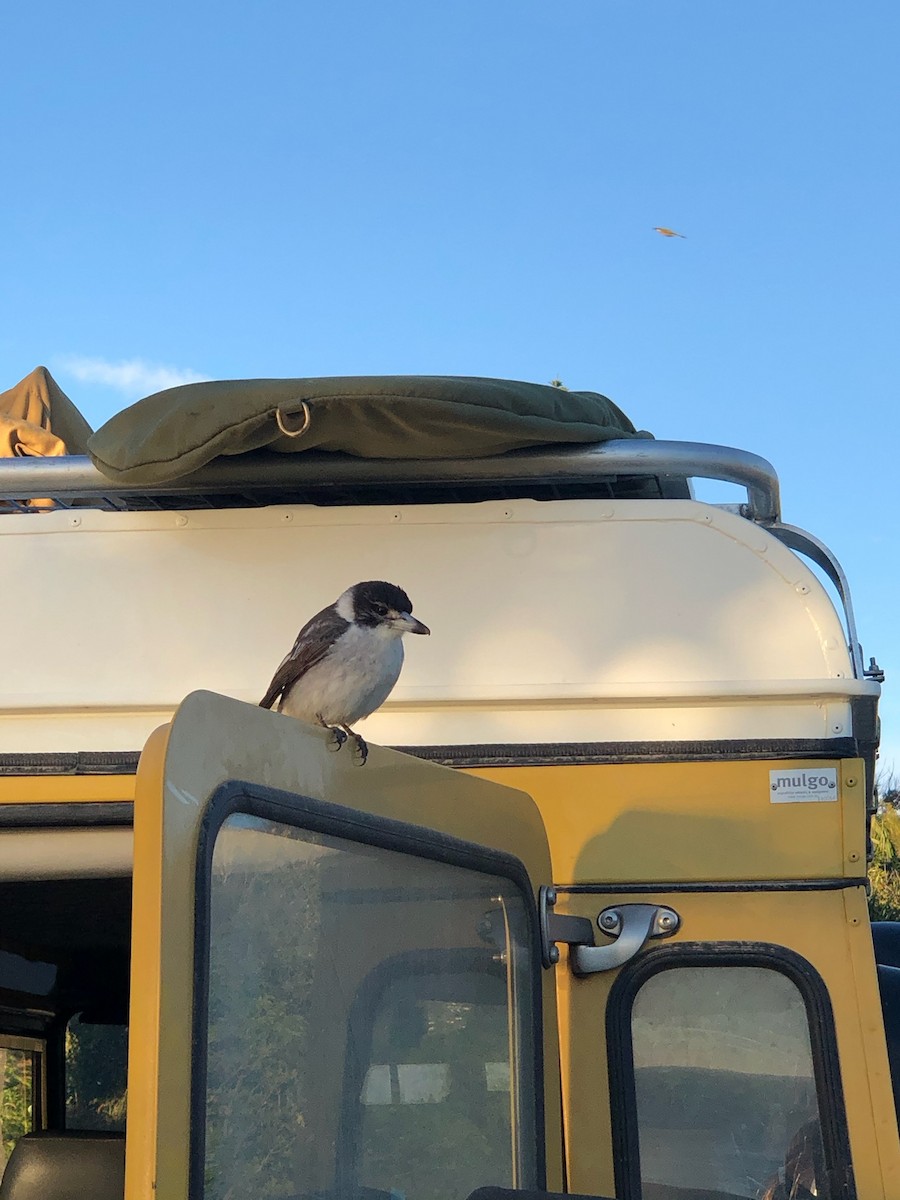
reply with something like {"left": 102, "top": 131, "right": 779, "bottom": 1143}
{"left": 393, "top": 612, "right": 430, "bottom": 636}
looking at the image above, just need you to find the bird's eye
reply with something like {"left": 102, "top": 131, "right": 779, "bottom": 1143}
{"left": 373, "top": 603, "right": 388, "bottom": 616}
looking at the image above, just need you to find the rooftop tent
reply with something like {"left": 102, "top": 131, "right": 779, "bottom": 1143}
{"left": 84, "top": 375, "right": 653, "bottom": 485}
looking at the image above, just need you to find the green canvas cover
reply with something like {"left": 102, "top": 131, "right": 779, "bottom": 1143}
{"left": 87, "top": 375, "right": 652, "bottom": 485}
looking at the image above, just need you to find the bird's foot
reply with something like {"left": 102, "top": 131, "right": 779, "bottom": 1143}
{"left": 317, "top": 715, "right": 348, "bottom": 753}
{"left": 341, "top": 725, "right": 368, "bottom": 766}
{"left": 327, "top": 727, "right": 348, "bottom": 753}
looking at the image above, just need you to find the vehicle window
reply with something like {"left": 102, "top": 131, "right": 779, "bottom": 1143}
{"left": 200, "top": 811, "right": 538, "bottom": 1200}
{"left": 352, "top": 957, "right": 517, "bottom": 1200}
{"left": 630, "top": 967, "right": 828, "bottom": 1200}
{"left": 65, "top": 1014, "right": 128, "bottom": 1131}
{"left": 0, "top": 1036, "right": 42, "bottom": 1179}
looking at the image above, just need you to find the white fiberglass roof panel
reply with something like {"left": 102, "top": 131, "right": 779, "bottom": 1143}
{"left": 1, "top": 499, "right": 850, "bottom": 710}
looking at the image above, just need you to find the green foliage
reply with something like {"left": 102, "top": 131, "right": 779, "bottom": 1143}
{"left": 869, "top": 772, "right": 900, "bottom": 921}
{"left": 202, "top": 821, "right": 525, "bottom": 1200}
{"left": 204, "top": 834, "right": 321, "bottom": 1200}
{"left": 65, "top": 1017, "right": 128, "bottom": 1131}
{"left": 0, "top": 1049, "right": 32, "bottom": 1168}
{"left": 358, "top": 987, "right": 514, "bottom": 1200}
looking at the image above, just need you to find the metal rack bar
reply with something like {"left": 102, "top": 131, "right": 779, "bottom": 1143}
{"left": 0, "top": 440, "right": 781, "bottom": 523}
{"left": 768, "top": 522, "right": 873, "bottom": 682}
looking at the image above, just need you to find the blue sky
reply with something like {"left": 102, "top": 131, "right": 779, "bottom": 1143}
{"left": 2, "top": 2, "right": 897, "bottom": 773}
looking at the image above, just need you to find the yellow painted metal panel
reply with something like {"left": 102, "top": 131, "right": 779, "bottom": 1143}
{"left": 125, "top": 724, "right": 169, "bottom": 1200}
{"left": 470, "top": 760, "right": 864, "bottom": 884}
{"left": 467, "top": 759, "right": 895, "bottom": 1199}
{"left": 0, "top": 775, "right": 134, "bottom": 804}
{"left": 552, "top": 887, "right": 899, "bottom": 1200}
{"left": 131, "top": 691, "right": 562, "bottom": 1199}
{"left": 840, "top": 887, "right": 900, "bottom": 1200}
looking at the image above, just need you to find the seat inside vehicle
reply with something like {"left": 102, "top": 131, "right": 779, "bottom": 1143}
{"left": 0, "top": 1131, "right": 125, "bottom": 1200}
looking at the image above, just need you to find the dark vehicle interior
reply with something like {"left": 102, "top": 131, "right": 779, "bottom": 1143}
{"left": 0, "top": 875, "right": 130, "bottom": 1199}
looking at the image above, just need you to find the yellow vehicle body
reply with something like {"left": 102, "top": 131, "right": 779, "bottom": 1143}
{"left": 0, "top": 738, "right": 893, "bottom": 1200}
{"left": 0, "top": 424, "right": 891, "bottom": 1200}
{"left": 475, "top": 759, "right": 898, "bottom": 1200}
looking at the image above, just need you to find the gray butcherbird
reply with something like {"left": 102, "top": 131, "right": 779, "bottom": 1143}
{"left": 259, "top": 580, "right": 430, "bottom": 764}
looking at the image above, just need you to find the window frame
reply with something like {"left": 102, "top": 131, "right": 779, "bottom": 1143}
{"left": 189, "top": 778, "right": 546, "bottom": 1200}
{"left": 606, "top": 941, "right": 855, "bottom": 1200}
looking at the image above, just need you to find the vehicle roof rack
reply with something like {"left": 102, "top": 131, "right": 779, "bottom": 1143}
{"left": 0, "top": 440, "right": 781, "bottom": 523}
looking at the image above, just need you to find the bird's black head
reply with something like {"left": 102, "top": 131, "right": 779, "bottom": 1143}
{"left": 348, "top": 581, "right": 430, "bottom": 635}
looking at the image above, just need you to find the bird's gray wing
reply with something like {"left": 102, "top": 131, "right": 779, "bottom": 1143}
{"left": 259, "top": 608, "right": 349, "bottom": 711}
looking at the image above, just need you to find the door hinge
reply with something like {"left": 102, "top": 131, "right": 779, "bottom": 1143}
{"left": 539, "top": 885, "right": 680, "bottom": 975}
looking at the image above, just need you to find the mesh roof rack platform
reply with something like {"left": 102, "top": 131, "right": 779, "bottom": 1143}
{"left": 0, "top": 440, "right": 781, "bottom": 522}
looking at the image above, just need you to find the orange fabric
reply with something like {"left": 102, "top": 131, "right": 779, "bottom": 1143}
{"left": 0, "top": 366, "right": 92, "bottom": 458}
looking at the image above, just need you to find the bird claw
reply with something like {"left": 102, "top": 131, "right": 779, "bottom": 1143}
{"left": 322, "top": 725, "right": 366, "bottom": 764}
{"left": 325, "top": 726, "right": 348, "bottom": 753}
{"left": 349, "top": 733, "right": 368, "bottom": 766}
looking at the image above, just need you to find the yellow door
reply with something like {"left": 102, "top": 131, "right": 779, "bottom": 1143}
{"left": 551, "top": 885, "right": 876, "bottom": 1200}
{"left": 473, "top": 758, "right": 900, "bottom": 1200}
{"left": 124, "top": 690, "right": 562, "bottom": 1200}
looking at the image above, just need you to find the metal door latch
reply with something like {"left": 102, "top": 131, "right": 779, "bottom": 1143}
{"left": 539, "top": 886, "right": 680, "bottom": 975}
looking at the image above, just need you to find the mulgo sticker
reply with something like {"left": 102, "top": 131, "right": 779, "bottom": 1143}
{"left": 769, "top": 767, "right": 838, "bottom": 804}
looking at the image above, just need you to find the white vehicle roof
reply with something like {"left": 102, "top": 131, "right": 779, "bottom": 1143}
{"left": 0, "top": 442, "right": 880, "bottom": 759}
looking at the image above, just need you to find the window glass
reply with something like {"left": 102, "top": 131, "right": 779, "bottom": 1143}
{"left": 355, "top": 962, "right": 517, "bottom": 1199}
{"left": 65, "top": 1014, "right": 128, "bottom": 1131}
{"left": 631, "top": 967, "right": 828, "bottom": 1200}
{"left": 202, "top": 812, "right": 538, "bottom": 1200}
{"left": 0, "top": 1042, "right": 36, "bottom": 1178}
